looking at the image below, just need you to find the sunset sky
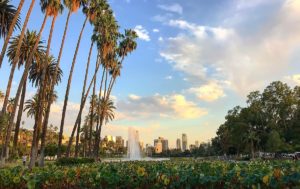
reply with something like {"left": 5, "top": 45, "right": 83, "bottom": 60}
{"left": 1, "top": 0, "right": 300, "bottom": 148}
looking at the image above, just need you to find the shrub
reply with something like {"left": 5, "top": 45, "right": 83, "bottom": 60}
{"left": 55, "top": 157, "right": 95, "bottom": 166}
{"left": 0, "top": 160, "right": 299, "bottom": 189}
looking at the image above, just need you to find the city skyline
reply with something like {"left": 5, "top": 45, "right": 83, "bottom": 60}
{"left": 1, "top": 0, "right": 300, "bottom": 148}
{"left": 101, "top": 133, "right": 205, "bottom": 150}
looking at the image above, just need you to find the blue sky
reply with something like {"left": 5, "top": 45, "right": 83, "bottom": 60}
{"left": 1, "top": 0, "right": 300, "bottom": 148}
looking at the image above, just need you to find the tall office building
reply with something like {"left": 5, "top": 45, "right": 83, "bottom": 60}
{"left": 154, "top": 137, "right": 168, "bottom": 152}
{"left": 182, "top": 133, "right": 188, "bottom": 151}
{"left": 154, "top": 141, "right": 162, "bottom": 153}
{"left": 176, "top": 138, "right": 181, "bottom": 150}
{"left": 195, "top": 140, "right": 199, "bottom": 148}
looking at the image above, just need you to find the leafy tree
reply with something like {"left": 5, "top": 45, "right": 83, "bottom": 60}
{"left": 266, "top": 130, "right": 283, "bottom": 152}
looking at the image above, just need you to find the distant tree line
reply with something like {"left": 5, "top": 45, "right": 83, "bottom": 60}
{"left": 156, "top": 81, "right": 300, "bottom": 159}
{"left": 210, "top": 81, "right": 300, "bottom": 157}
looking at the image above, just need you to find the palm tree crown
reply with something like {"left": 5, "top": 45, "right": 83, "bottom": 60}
{"left": 40, "top": 0, "right": 64, "bottom": 18}
{"left": 7, "top": 30, "right": 46, "bottom": 68}
{"left": 97, "top": 97, "right": 115, "bottom": 124}
{"left": 64, "top": 0, "right": 87, "bottom": 12}
{"left": 28, "top": 55, "right": 63, "bottom": 87}
{"left": 0, "top": 0, "right": 21, "bottom": 38}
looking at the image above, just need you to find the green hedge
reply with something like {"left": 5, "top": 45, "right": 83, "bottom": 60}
{"left": 55, "top": 157, "right": 95, "bottom": 166}
{"left": 0, "top": 160, "right": 299, "bottom": 189}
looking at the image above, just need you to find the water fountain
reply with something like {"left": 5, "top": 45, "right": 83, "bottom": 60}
{"left": 127, "top": 127, "right": 141, "bottom": 160}
{"left": 104, "top": 127, "right": 169, "bottom": 162}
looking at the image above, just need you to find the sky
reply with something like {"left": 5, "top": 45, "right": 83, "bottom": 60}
{"left": 1, "top": 0, "right": 300, "bottom": 148}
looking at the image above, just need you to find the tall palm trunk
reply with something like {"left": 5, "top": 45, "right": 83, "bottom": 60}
{"left": 39, "top": 92, "right": 49, "bottom": 167}
{"left": 106, "top": 77, "right": 116, "bottom": 100}
{"left": 94, "top": 116, "right": 103, "bottom": 158}
{"left": 1, "top": 62, "right": 17, "bottom": 114}
{"left": 39, "top": 95, "right": 52, "bottom": 165}
{"left": 43, "top": 11, "right": 72, "bottom": 159}
{"left": 58, "top": 17, "right": 88, "bottom": 157}
{"left": 84, "top": 126, "right": 88, "bottom": 157}
{"left": 30, "top": 16, "right": 56, "bottom": 169}
{"left": 1, "top": 14, "right": 48, "bottom": 164}
{"left": 89, "top": 66, "right": 97, "bottom": 156}
{"left": 93, "top": 68, "right": 107, "bottom": 158}
{"left": 0, "top": 0, "right": 24, "bottom": 68}
{"left": 95, "top": 68, "right": 106, "bottom": 133}
{"left": 12, "top": 79, "right": 27, "bottom": 153}
{"left": 75, "top": 42, "right": 93, "bottom": 157}
{"left": 0, "top": 0, "right": 35, "bottom": 114}
{"left": 66, "top": 55, "right": 101, "bottom": 157}
{"left": 74, "top": 117, "right": 81, "bottom": 157}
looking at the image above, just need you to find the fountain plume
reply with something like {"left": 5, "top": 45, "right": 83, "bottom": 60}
{"left": 127, "top": 127, "right": 141, "bottom": 160}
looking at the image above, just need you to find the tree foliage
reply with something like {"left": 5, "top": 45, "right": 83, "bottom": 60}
{"left": 212, "top": 81, "right": 300, "bottom": 155}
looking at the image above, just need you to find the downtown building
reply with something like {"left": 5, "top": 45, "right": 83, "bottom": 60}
{"left": 154, "top": 137, "right": 168, "bottom": 153}
{"left": 176, "top": 138, "right": 181, "bottom": 150}
{"left": 182, "top": 133, "right": 188, "bottom": 151}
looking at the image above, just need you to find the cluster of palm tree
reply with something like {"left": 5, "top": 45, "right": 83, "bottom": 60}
{"left": 0, "top": 0, "right": 137, "bottom": 168}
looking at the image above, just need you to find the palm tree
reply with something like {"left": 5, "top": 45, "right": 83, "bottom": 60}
{"left": 1, "top": 0, "right": 50, "bottom": 164}
{"left": 106, "top": 29, "right": 137, "bottom": 98}
{"left": 41, "top": 0, "right": 86, "bottom": 152}
{"left": 92, "top": 27, "right": 137, "bottom": 158}
{"left": 0, "top": 0, "right": 23, "bottom": 67}
{"left": 58, "top": 0, "right": 96, "bottom": 158}
{"left": 34, "top": 0, "right": 63, "bottom": 163}
{"left": 8, "top": 0, "right": 37, "bottom": 91}
{"left": 3, "top": 30, "right": 46, "bottom": 154}
{"left": 28, "top": 0, "right": 63, "bottom": 169}
{"left": 2, "top": 30, "right": 45, "bottom": 115}
{"left": 91, "top": 8, "right": 119, "bottom": 158}
{"left": 88, "top": 94, "right": 97, "bottom": 155}
{"left": 12, "top": 79, "right": 27, "bottom": 155}
{"left": 73, "top": 0, "right": 111, "bottom": 158}
{"left": 48, "top": 1, "right": 88, "bottom": 157}
{"left": 24, "top": 96, "right": 39, "bottom": 121}
{"left": 0, "top": 0, "right": 21, "bottom": 39}
{"left": 93, "top": 97, "right": 115, "bottom": 157}
{"left": 28, "top": 55, "right": 62, "bottom": 167}
{"left": 65, "top": 53, "right": 101, "bottom": 156}
{"left": 74, "top": 41, "right": 94, "bottom": 157}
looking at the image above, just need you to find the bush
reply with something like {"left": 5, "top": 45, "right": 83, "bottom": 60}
{"left": 55, "top": 157, "right": 95, "bottom": 166}
{"left": 0, "top": 160, "right": 299, "bottom": 189}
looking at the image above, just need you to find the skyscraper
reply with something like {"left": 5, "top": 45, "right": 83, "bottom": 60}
{"left": 176, "top": 138, "right": 181, "bottom": 150}
{"left": 182, "top": 133, "right": 188, "bottom": 151}
{"left": 154, "top": 137, "right": 168, "bottom": 152}
{"left": 195, "top": 140, "right": 199, "bottom": 148}
{"left": 154, "top": 141, "right": 162, "bottom": 153}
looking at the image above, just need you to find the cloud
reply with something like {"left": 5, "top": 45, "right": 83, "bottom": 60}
{"left": 165, "top": 75, "right": 172, "bottom": 80}
{"left": 153, "top": 28, "right": 160, "bottom": 33}
{"left": 158, "top": 3, "right": 183, "bottom": 14}
{"left": 285, "top": 74, "right": 300, "bottom": 85}
{"left": 188, "top": 82, "right": 225, "bottom": 102}
{"left": 134, "top": 25, "right": 150, "bottom": 41}
{"left": 116, "top": 94, "right": 207, "bottom": 120}
{"left": 160, "top": 0, "right": 300, "bottom": 95}
{"left": 236, "top": 0, "right": 274, "bottom": 10}
{"left": 18, "top": 99, "right": 90, "bottom": 135}
{"left": 128, "top": 94, "right": 141, "bottom": 100}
